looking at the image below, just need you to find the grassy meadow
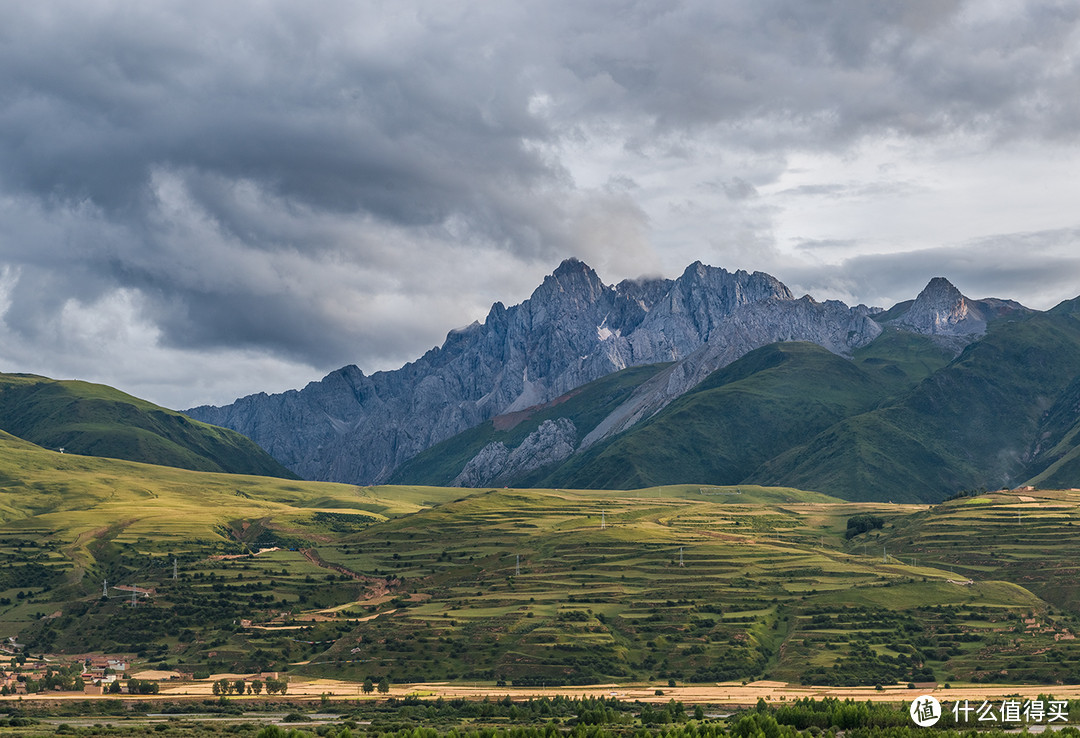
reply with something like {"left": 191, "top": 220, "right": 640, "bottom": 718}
{"left": 3, "top": 428, "right": 1080, "bottom": 688}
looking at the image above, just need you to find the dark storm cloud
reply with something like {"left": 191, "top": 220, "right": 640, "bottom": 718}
{"left": 548, "top": 0, "right": 1080, "bottom": 144}
{"left": 0, "top": 4, "right": 554, "bottom": 225}
{"left": 0, "top": 0, "right": 1078, "bottom": 397}
{"left": 0, "top": 2, "right": 573, "bottom": 366}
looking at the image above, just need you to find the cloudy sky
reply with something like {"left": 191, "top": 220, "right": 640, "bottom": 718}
{"left": 2, "top": 0, "right": 1080, "bottom": 409}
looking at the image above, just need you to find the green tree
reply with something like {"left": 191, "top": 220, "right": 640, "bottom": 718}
{"left": 377, "top": 676, "right": 389, "bottom": 694}
{"left": 362, "top": 677, "right": 374, "bottom": 694}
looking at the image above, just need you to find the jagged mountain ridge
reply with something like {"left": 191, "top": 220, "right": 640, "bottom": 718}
{"left": 188, "top": 259, "right": 819, "bottom": 483}
{"left": 188, "top": 261, "right": 1026, "bottom": 488}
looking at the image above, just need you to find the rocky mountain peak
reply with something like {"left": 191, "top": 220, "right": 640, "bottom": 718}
{"left": 531, "top": 257, "right": 608, "bottom": 307}
{"left": 892, "top": 277, "right": 983, "bottom": 336}
{"left": 917, "top": 276, "right": 964, "bottom": 305}
{"left": 615, "top": 275, "right": 674, "bottom": 315}
{"left": 553, "top": 256, "right": 588, "bottom": 275}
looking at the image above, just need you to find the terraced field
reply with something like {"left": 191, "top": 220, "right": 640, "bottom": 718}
{"left": 4, "top": 428, "right": 1080, "bottom": 688}
{"left": 282, "top": 487, "right": 1079, "bottom": 687}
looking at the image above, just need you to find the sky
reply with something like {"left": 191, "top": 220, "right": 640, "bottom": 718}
{"left": 2, "top": 0, "right": 1080, "bottom": 410}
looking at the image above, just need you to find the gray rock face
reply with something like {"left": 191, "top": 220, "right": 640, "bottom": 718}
{"left": 187, "top": 258, "right": 792, "bottom": 484}
{"left": 451, "top": 441, "right": 511, "bottom": 488}
{"left": 891, "top": 277, "right": 985, "bottom": 335}
{"left": 452, "top": 418, "right": 577, "bottom": 487}
{"left": 188, "top": 265, "right": 1007, "bottom": 486}
{"left": 580, "top": 295, "right": 883, "bottom": 448}
{"left": 885, "top": 277, "right": 1029, "bottom": 339}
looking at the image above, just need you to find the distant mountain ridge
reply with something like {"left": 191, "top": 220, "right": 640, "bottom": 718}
{"left": 188, "top": 258, "right": 893, "bottom": 485}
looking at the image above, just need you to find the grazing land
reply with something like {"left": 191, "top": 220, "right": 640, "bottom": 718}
{"left": 4, "top": 427, "right": 1080, "bottom": 694}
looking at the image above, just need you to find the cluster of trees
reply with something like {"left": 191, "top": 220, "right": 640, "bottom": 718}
{"left": 770, "top": 697, "right": 909, "bottom": 729}
{"left": 845, "top": 514, "right": 885, "bottom": 539}
{"left": 379, "top": 695, "right": 596, "bottom": 723}
{"left": 126, "top": 678, "right": 160, "bottom": 695}
{"left": 801, "top": 642, "right": 934, "bottom": 686}
{"left": 361, "top": 676, "right": 390, "bottom": 694}
{"left": 640, "top": 700, "right": 691, "bottom": 726}
{"left": 212, "top": 677, "right": 289, "bottom": 695}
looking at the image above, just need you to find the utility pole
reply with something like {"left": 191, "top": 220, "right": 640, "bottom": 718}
{"left": 882, "top": 546, "right": 887, "bottom": 564}
{"left": 131, "top": 586, "right": 137, "bottom": 607}
{"left": 679, "top": 547, "right": 684, "bottom": 566}
{"left": 601, "top": 511, "right": 606, "bottom": 530}
{"left": 515, "top": 554, "right": 520, "bottom": 576}
{"left": 173, "top": 558, "right": 178, "bottom": 581}
{"left": 102, "top": 579, "right": 108, "bottom": 599}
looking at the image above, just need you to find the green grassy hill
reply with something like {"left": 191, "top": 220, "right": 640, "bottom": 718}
{"left": 1021, "top": 374, "right": 1080, "bottom": 489}
{"left": 750, "top": 300, "right": 1080, "bottom": 501}
{"left": 873, "top": 487, "right": 1080, "bottom": 624}
{"left": 535, "top": 343, "right": 895, "bottom": 490}
{"left": 508, "top": 334, "right": 952, "bottom": 493}
{"left": 397, "top": 332, "right": 960, "bottom": 497}
{"left": 0, "top": 373, "right": 296, "bottom": 478}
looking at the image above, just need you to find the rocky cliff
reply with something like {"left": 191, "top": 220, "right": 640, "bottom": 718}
{"left": 187, "top": 258, "right": 794, "bottom": 483}
{"left": 452, "top": 418, "right": 578, "bottom": 487}
{"left": 187, "top": 264, "right": 1024, "bottom": 486}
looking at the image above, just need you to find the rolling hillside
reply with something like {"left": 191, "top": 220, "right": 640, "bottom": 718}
{"left": 403, "top": 332, "right": 956, "bottom": 497}
{"left": 531, "top": 341, "right": 933, "bottom": 491}
{"left": 0, "top": 373, "right": 296, "bottom": 478}
{"left": 5, "top": 429, "right": 1080, "bottom": 686}
{"left": 3, "top": 428, "right": 1080, "bottom": 685}
{"left": 750, "top": 298, "right": 1080, "bottom": 501}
